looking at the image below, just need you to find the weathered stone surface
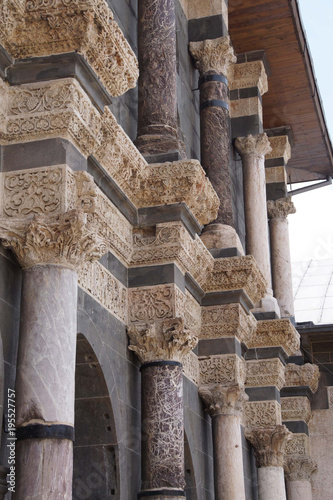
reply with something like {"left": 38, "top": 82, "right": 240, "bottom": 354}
{"left": 248, "top": 319, "right": 300, "bottom": 357}
{"left": 244, "top": 401, "right": 282, "bottom": 429}
{"left": 245, "top": 425, "right": 292, "bottom": 468}
{"left": 257, "top": 466, "right": 287, "bottom": 500}
{"left": 284, "top": 363, "right": 319, "bottom": 394}
{"left": 199, "top": 354, "right": 246, "bottom": 387}
{"left": 199, "top": 384, "right": 248, "bottom": 418}
{"left": 281, "top": 397, "right": 311, "bottom": 424}
{"left": 284, "top": 455, "right": 317, "bottom": 482}
{"left": 246, "top": 359, "right": 285, "bottom": 390}
{"left": 231, "top": 61, "right": 268, "bottom": 96}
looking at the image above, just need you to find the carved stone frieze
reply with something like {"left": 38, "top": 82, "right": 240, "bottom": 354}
{"left": 0, "top": 0, "right": 139, "bottom": 97}
{"left": 231, "top": 61, "right": 268, "bottom": 96}
{"left": 135, "top": 160, "right": 219, "bottom": 226}
{"left": 201, "top": 303, "right": 256, "bottom": 346}
{"left": 128, "top": 284, "right": 185, "bottom": 324}
{"left": 235, "top": 133, "right": 272, "bottom": 158}
{"left": 285, "top": 433, "right": 309, "bottom": 457}
{"left": 266, "top": 136, "right": 292, "bottom": 163}
{"left": 199, "top": 384, "right": 248, "bottom": 417}
{"left": 182, "top": 350, "right": 199, "bottom": 385}
{"left": 127, "top": 317, "right": 198, "bottom": 364}
{"left": 281, "top": 397, "right": 311, "bottom": 424}
{"left": 284, "top": 455, "right": 317, "bottom": 482}
{"left": 199, "top": 354, "right": 246, "bottom": 387}
{"left": 284, "top": 363, "right": 320, "bottom": 394}
{"left": 185, "top": 290, "right": 201, "bottom": 335}
{"left": 328, "top": 386, "right": 333, "bottom": 409}
{"left": 245, "top": 425, "right": 292, "bottom": 468}
{"left": 189, "top": 36, "right": 236, "bottom": 77}
{"left": 131, "top": 222, "right": 213, "bottom": 288}
{"left": 246, "top": 359, "right": 285, "bottom": 390}
{"left": 248, "top": 319, "right": 300, "bottom": 357}
{"left": 0, "top": 209, "right": 108, "bottom": 269}
{"left": 78, "top": 261, "right": 127, "bottom": 323}
{"left": 267, "top": 197, "right": 296, "bottom": 220}
{"left": 244, "top": 401, "right": 282, "bottom": 428}
{"left": 203, "top": 255, "right": 267, "bottom": 305}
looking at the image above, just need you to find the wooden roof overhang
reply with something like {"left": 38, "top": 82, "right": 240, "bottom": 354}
{"left": 229, "top": 0, "right": 333, "bottom": 183}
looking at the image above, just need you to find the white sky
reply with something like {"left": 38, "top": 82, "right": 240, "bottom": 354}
{"left": 288, "top": 0, "right": 333, "bottom": 263}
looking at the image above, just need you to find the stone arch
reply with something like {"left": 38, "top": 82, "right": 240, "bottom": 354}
{"left": 72, "top": 334, "right": 119, "bottom": 500}
{"left": 184, "top": 425, "right": 199, "bottom": 500}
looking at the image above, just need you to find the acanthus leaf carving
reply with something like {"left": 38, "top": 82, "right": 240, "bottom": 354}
{"left": 267, "top": 197, "right": 296, "bottom": 220}
{"left": 245, "top": 425, "right": 292, "bottom": 468}
{"left": 199, "top": 384, "right": 248, "bottom": 417}
{"left": 284, "top": 455, "right": 318, "bottom": 482}
{"left": 189, "top": 36, "right": 236, "bottom": 77}
{"left": 235, "top": 133, "right": 272, "bottom": 158}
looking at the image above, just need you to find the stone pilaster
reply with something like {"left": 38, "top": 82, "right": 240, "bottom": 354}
{"left": 0, "top": 209, "right": 109, "bottom": 500}
{"left": 265, "top": 135, "right": 291, "bottom": 200}
{"left": 285, "top": 455, "right": 317, "bottom": 500}
{"left": 136, "top": 0, "right": 185, "bottom": 160}
{"left": 190, "top": 37, "right": 242, "bottom": 252}
{"left": 128, "top": 318, "right": 197, "bottom": 499}
{"left": 235, "top": 133, "right": 278, "bottom": 313}
{"left": 267, "top": 197, "right": 296, "bottom": 318}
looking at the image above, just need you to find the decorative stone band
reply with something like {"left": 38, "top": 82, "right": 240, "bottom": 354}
{"left": 182, "top": 350, "right": 199, "bottom": 385}
{"left": 16, "top": 424, "right": 75, "bottom": 441}
{"left": 281, "top": 397, "right": 312, "bottom": 424}
{"left": 285, "top": 433, "right": 310, "bottom": 457}
{"left": 199, "top": 384, "right": 248, "bottom": 417}
{"left": 267, "top": 197, "right": 296, "bottom": 220}
{"left": 230, "top": 60, "right": 269, "bottom": 96}
{"left": 284, "top": 363, "right": 320, "bottom": 394}
{"left": 127, "top": 317, "right": 198, "bottom": 364}
{"left": 0, "top": 0, "right": 139, "bottom": 97}
{"left": 245, "top": 425, "right": 292, "bottom": 468}
{"left": 244, "top": 401, "right": 282, "bottom": 429}
{"left": 266, "top": 136, "right": 292, "bottom": 164}
{"left": 203, "top": 255, "right": 267, "bottom": 305}
{"left": 235, "top": 133, "right": 272, "bottom": 158}
{"left": 200, "top": 303, "right": 256, "bottom": 346}
{"left": 284, "top": 455, "right": 318, "bottom": 482}
{"left": 247, "top": 319, "right": 300, "bottom": 357}
{"left": 246, "top": 359, "right": 285, "bottom": 390}
{"left": 189, "top": 36, "right": 236, "bottom": 77}
{"left": 199, "top": 354, "right": 246, "bottom": 386}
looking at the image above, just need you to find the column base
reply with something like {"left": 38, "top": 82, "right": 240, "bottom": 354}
{"left": 135, "top": 133, "right": 186, "bottom": 160}
{"left": 138, "top": 489, "right": 185, "bottom": 500}
{"left": 201, "top": 224, "right": 245, "bottom": 255}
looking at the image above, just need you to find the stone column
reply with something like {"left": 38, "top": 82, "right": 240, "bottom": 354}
{"left": 267, "top": 197, "right": 296, "bottom": 318}
{"left": 128, "top": 318, "right": 197, "bottom": 499}
{"left": 235, "top": 133, "right": 279, "bottom": 314}
{"left": 136, "top": 0, "right": 185, "bottom": 160}
{"left": 246, "top": 425, "right": 291, "bottom": 500}
{"left": 199, "top": 384, "right": 248, "bottom": 500}
{"left": 285, "top": 455, "right": 317, "bottom": 500}
{"left": 0, "top": 210, "right": 108, "bottom": 499}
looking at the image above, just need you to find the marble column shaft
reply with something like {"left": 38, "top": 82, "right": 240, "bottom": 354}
{"left": 286, "top": 480, "right": 313, "bottom": 500}
{"left": 136, "top": 0, "right": 185, "bottom": 157}
{"left": 258, "top": 466, "right": 287, "bottom": 500}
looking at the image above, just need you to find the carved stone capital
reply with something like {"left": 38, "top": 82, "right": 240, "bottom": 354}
{"left": 189, "top": 36, "right": 236, "bottom": 77}
{"left": 199, "top": 354, "right": 246, "bottom": 387}
{"left": 284, "top": 363, "right": 320, "bottom": 394}
{"left": 231, "top": 61, "right": 268, "bottom": 96}
{"left": 199, "top": 384, "right": 248, "bottom": 417}
{"left": 266, "top": 136, "right": 292, "bottom": 163}
{"left": 127, "top": 318, "right": 198, "bottom": 364}
{"left": 284, "top": 455, "right": 318, "bottom": 482}
{"left": 281, "top": 397, "right": 311, "bottom": 424}
{"left": 203, "top": 255, "right": 267, "bottom": 305}
{"left": 0, "top": 209, "right": 108, "bottom": 269}
{"left": 248, "top": 319, "right": 300, "bottom": 357}
{"left": 246, "top": 359, "right": 285, "bottom": 390}
{"left": 235, "top": 133, "right": 272, "bottom": 158}
{"left": 245, "top": 425, "right": 292, "bottom": 468}
{"left": 267, "top": 197, "right": 296, "bottom": 220}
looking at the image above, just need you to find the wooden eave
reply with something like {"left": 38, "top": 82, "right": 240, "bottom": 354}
{"left": 229, "top": 0, "right": 333, "bottom": 183}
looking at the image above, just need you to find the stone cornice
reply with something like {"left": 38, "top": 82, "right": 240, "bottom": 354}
{"left": 203, "top": 255, "right": 267, "bottom": 305}
{"left": 127, "top": 317, "right": 198, "bottom": 364}
{"left": 266, "top": 136, "right": 292, "bottom": 163}
{"left": 0, "top": 0, "right": 139, "bottom": 97}
{"left": 235, "top": 133, "right": 272, "bottom": 158}
{"left": 230, "top": 60, "right": 268, "bottom": 96}
{"left": 199, "top": 354, "right": 246, "bottom": 387}
{"left": 248, "top": 319, "right": 300, "bottom": 357}
{"left": 199, "top": 384, "right": 248, "bottom": 417}
{"left": 246, "top": 359, "right": 285, "bottom": 390}
{"left": 284, "top": 363, "right": 320, "bottom": 394}
{"left": 189, "top": 36, "right": 236, "bottom": 77}
{"left": 267, "top": 197, "right": 296, "bottom": 220}
{"left": 281, "top": 397, "right": 311, "bottom": 424}
{"left": 245, "top": 425, "right": 292, "bottom": 468}
{"left": 284, "top": 455, "right": 317, "bottom": 482}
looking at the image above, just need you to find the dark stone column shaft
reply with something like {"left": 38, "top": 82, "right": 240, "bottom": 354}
{"left": 140, "top": 362, "right": 185, "bottom": 499}
{"left": 136, "top": 0, "right": 185, "bottom": 159}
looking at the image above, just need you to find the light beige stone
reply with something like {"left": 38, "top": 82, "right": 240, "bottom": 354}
{"left": 200, "top": 223, "right": 245, "bottom": 254}
{"left": 267, "top": 136, "right": 292, "bottom": 164}
{"left": 244, "top": 401, "right": 282, "bottom": 428}
{"left": 248, "top": 319, "right": 300, "bottom": 357}
{"left": 230, "top": 97, "right": 263, "bottom": 120}
{"left": 285, "top": 479, "right": 313, "bottom": 500}
{"left": 231, "top": 61, "right": 268, "bottom": 96}
{"left": 258, "top": 466, "right": 287, "bottom": 500}
{"left": 265, "top": 166, "right": 288, "bottom": 185}
{"left": 284, "top": 364, "right": 320, "bottom": 394}
{"left": 246, "top": 359, "right": 285, "bottom": 390}
{"left": 199, "top": 354, "right": 246, "bottom": 387}
{"left": 310, "top": 409, "right": 333, "bottom": 500}
{"left": 281, "top": 397, "right": 311, "bottom": 424}
{"left": 188, "top": 0, "right": 227, "bottom": 20}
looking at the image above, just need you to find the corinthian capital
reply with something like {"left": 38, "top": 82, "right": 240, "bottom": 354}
{"left": 127, "top": 318, "right": 198, "bottom": 364}
{"left": 189, "top": 36, "right": 236, "bottom": 77}
{"left": 0, "top": 209, "right": 108, "bottom": 269}
{"left": 235, "top": 133, "right": 272, "bottom": 158}
{"left": 245, "top": 425, "right": 292, "bottom": 468}
{"left": 199, "top": 384, "right": 248, "bottom": 417}
{"left": 267, "top": 197, "right": 296, "bottom": 220}
{"left": 285, "top": 455, "right": 317, "bottom": 482}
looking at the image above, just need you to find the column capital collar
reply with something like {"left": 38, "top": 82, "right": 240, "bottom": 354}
{"left": 189, "top": 36, "right": 236, "bottom": 77}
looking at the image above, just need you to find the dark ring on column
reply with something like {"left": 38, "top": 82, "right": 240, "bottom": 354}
{"left": 199, "top": 74, "right": 228, "bottom": 86}
{"left": 140, "top": 360, "right": 182, "bottom": 371}
{"left": 138, "top": 489, "right": 185, "bottom": 497}
{"left": 16, "top": 424, "right": 75, "bottom": 441}
{"left": 200, "top": 99, "right": 229, "bottom": 111}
